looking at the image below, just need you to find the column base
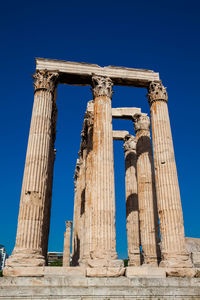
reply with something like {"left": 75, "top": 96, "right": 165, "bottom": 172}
{"left": 87, "top": 258, "right": 124, "bottom": 268}
{"left": 143, "top": 255, "right": 158, "bottom": 267}
{"left": 128, "top": 254, "right": 141, "bottom": 266}
{"left": 159, "top": 252, "right": 193, "bottom": 268}
{"left": 85, "top": 249, "right": 120, "bottom": 268}
{"left": 164, "top": 267, "right": 197, "bottom": 278}
{"left": 86, "top": 266, "right": 125, "bottom": 277}
{"left": 5, "top": 248, "right": 45, "bottom": 269}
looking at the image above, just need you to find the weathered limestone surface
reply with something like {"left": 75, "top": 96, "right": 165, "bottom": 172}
{"left": 147, "top": 81, "right": 192, "bottom": 268}
{"left": 88, "top": 75, "right": 120, "bottom": 269}
{"left": 42, "top": 148, "right": 56, "bottom": 264}
{"left": 36, "top": 58, "right": 160, "bottom": 87}
{"left": 1, "top": 276, "right": 200, "bottom": 299}
{"left": 81, "top": 107, "right": 94, "bottom": 264}
{"left": 134, "top": 114, "right": 159, "bottom": 266}
{"left": 113, "top": 130, "right": 129, "bottom": 140}
{"left": 71, "top": 159, "right": 80, "bottom": 265}
{"left": 186, "top": 237, "right": 200, "bottom": 267}
{"left": 78, "top": 141, "right": 87, "bottom": 264}
{"left": 63, "top": 221, "right": 72, "bottom": 267}
{"left": 72, "top": 148, "right": 86, "bottom": 265}
{"left": 123, "top": 135, "right": 141, "bottom": 266}
{"left": 86, "top": 267, "right": 125, "bottom": 277}
{"left": 112, "top": 107, "right": 141, "bottom": 119}
{"left": 4, "top": 70, "right": 58, "bottom": 274}
{"left": 126, "top": 266, "right": 166, "bottom": 278}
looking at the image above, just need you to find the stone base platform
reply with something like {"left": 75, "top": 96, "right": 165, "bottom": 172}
{"left": 3, "top": 265, "right": 198, "bottom": 278}
{"left": 126, "top": 266, "right": 166, "bottom": 278}
{"left": 0, "top": 275, "right": 200, "bottom": 299}
{"left": 3, "top": 266, "right": 86, "bottom": 277}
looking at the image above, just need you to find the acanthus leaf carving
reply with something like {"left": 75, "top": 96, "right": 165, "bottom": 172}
{"left": 91, "top": 75, "right": 113, "bottom": 98}
{"left": 33, "top": 70, "right": 59, "bottom": 94}
{"left": 147, "top": 81, "right": 168, "bottom": 105}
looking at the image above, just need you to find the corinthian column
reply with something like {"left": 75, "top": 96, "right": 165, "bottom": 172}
{"left": 5, "top": 70, "right": 58, "bottom": 269}
{"left": 88, "top": 75, "right": 118, "bottom": 266}
{"left": 81, "top": 109, "right": 94, "bottom": 264}
{"left": 147, "top": 81, "right": 192, "bottom": 268}
{"left": 134, "top": 114, "right": 158, "bottom": 266}
{"left": 72, "top": 159, "right": 81, "bottom": 266}
{"left": 63, "top": 221, "right": 72, "bottom": 267}
{"left": 79, "top": 130, "right": 87, "bottom": 264}
{"left": 123, "top": 135, "right": 141, "bottom": 266}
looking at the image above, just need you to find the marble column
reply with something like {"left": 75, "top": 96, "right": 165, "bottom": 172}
{"left": 42, "top": 148, "right": 57, "bottom": 264}
{"left": 88, "top": 75, "right": 118, "bottom": 266}
{"left": 147, "top": 81, "right": 192, "bottom": 268}
{"left": 79, "top": 132, "right": 87, "bottom": 264}
{"left": 134, "top": 114, "right": 158, "bottom": 266}
{"left": 72, "top": 159, "right": 81, "bottom": 266}
{"left": 81, "top": 109, "right": 94, "bottom": 264}
{"left": 6, "top": 70, "right": 59, "bottom": 268}
{"left": 123, "top": 135, "right": 141, "bottom": 266}
{"left": 63, "top": 221, "right": 72, "bottom": 267}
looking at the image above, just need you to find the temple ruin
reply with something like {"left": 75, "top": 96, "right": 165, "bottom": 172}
{"left": 3, "top": 58, "right": 197, "bottom": 280}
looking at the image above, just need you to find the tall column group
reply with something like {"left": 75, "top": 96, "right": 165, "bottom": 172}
{"left": 5, "top": 66, "right": 192, "bottom": 276}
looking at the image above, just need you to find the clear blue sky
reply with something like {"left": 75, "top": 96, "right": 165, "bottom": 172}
{"left": 0, "top": 0, "right": 200, "bottom": 258}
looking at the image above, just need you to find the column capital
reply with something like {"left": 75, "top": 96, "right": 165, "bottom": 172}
{"left": 134, "top": 114, "right": 150, "bottom": 133}
{"left": 33, "top": 70, "right": 59, "bottom": 94}
{"left": 123, "top": 135, "right": 136, "bottom": 152}
{"left": 147, "top": 81, "right": 168, "bottom": 106}
{"left": 91, "top": 75, "right": 113, "bottom": 98}
{"left": 65, "top": 221, "right": 72, "bottom": 229}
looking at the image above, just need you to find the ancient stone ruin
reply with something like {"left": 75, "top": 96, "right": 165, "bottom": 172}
{"left": 3, "top": 58, "right": 197, "bottom": 282}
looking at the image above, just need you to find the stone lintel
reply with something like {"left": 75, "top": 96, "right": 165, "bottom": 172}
{"left": 36, "top": 58, "right": 160, "bottom": 87}
{"left": 113, "top": 130, "right": 129, "bottom": 140}
{"left": 87, "top": 103, "right": 141, "bottom": 120}
{"left": 111, "top": 107, "right": 141, "bottom": 119}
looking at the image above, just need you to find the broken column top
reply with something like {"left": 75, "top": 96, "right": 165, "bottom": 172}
{"left": 35, "top": 58, "right": 160, "bottom": 88}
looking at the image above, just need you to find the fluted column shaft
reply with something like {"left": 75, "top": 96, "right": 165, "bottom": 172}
{"left": 123, "top": 135, "right": 141, "bottom": 266}
{"left": 63, "top": 221, "right": 72, "bottom": 267}
{"left": 79, "top": 147, "right": 87, "bottom": 263}
{"left": 147, "top": 81, "right": 191, "bottom": 267}
{"left": 6, "top": 70, "right": 58, "bottom": 267}
{"left": 81, "top": 110, "right": 94, "bottom": 263}
{"left": 72, "top": 159, "right": 81, "bottom": 266}
{"left": 42, "top": 149, "right": 56, "bottom": 264}
{"left": 135, "top": 114, "right": 158, "bottom": 266}
{"left": 89, "top": 75, "right": 117, "bottom": 262}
